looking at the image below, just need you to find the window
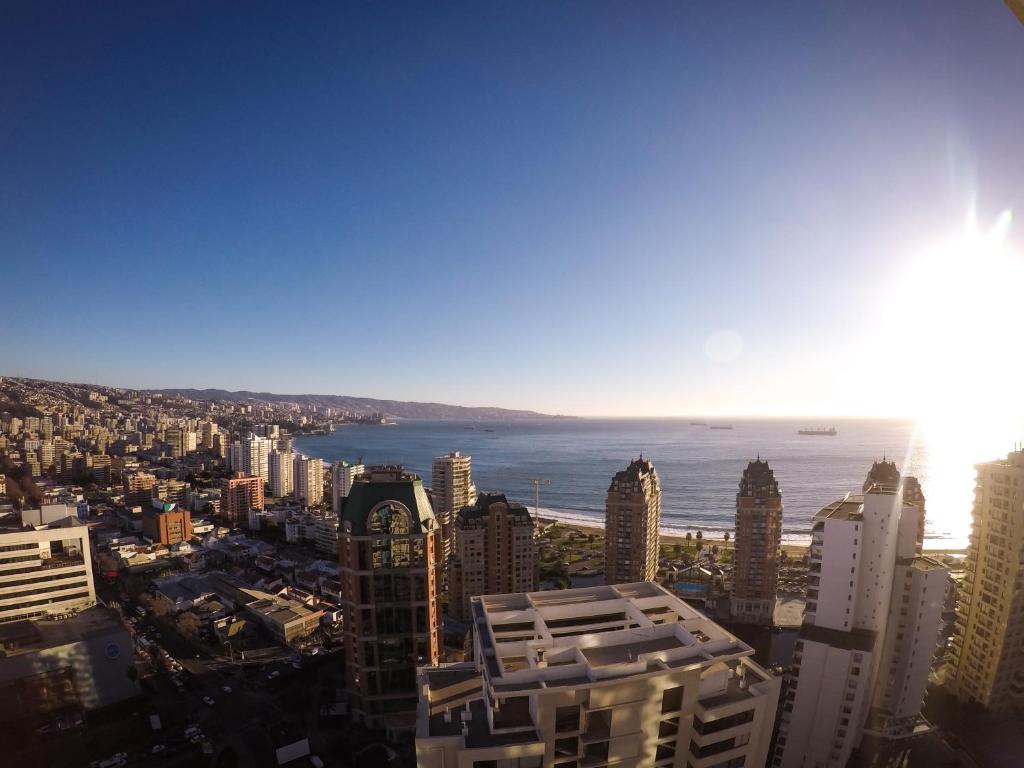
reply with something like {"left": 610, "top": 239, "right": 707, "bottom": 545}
{"left": 662, "top": 685, "right": 684, "bottom": 714}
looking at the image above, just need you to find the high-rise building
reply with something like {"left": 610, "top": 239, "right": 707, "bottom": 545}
{"left": 731, "top": 458, "right": 783, "bottom": 625}
{"left": 242, "top": 434, "right": 272, "bottom": 482}
{"left": 142, "top": 501, "right": 192, "bottom": 545}
{"left": 604, "top": 456, "right": 661, "bottom": 585}
{"left": 449, "top": 493, "right": 536, "bottom": 622}
{"left": 269, "top": 450, "right": 294, "bottom": 498}
{"left": 123, "top": 471, "right": 157, "bottom": 507}
{"left": 416, "top": 583, "right": 780, "bottom": 768}
{"left": 338, "top": 466, "right": 441, "bottom": 731}
{"left": 0, "top": 516, "right": 96, "bottom": 624}
{"left": 219, "top": 472, "right": 265, "bottom": 524}
{"left": 200, "top": 420, "right": 218, "bottom": 450}
{"left": 947, "top": 449, "right": 1024, "bottom": 715}
{"left": 164, "top": 427, "right": 185, "bottom": 458}
{"left": 226, "top": 440, "right": 243, "bottom": 471}
{"left": 294, "top": 455, "right": 324, "bottom": 506}
{"left": 431, "top": 452, "right": 474, "bottom": 565}
{"left": 773, "top": 463, "right": 947, "bottom": 767}
{"left": 331, "top": 460, "right": 364, "bottom": 514}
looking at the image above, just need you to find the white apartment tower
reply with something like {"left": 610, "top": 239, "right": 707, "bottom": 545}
{"left": 331, "top": 460, "right": 364, "bottom": 514}
{"left": 269, "top": 450, "right": 295, "bottom": 498}
{"left": 294, "top": 455, "right": 324, "bottom": 507}
{"left": 243, "top": 434, "right": 273, "bottom": 482}
{"left": 773, "top": 461, "right": 947, "bottom": 768}
{"left": 431, "top": 452, "right": 475, "bottom": 564}
{"left": 416, "top": 583, "right": 779, "bottom": 768}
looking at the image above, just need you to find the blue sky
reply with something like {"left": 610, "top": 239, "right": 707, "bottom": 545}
{"left": 2, "top": 2, "right": 1022, "bottom": 416}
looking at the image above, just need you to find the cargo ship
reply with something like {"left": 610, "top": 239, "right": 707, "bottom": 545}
{"left": 798, "top": 426, "right": 837, "bottom": 436}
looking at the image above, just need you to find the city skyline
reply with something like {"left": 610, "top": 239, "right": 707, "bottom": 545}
{"left": 3, "top": 3, "right": 1023, "bottom": 418}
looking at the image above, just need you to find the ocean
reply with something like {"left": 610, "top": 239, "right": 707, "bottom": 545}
{"left": 294, "top": 418, "right": 982, "bottom": 549}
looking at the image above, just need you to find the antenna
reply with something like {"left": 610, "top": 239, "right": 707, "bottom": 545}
{"left": 528, "top": 478, "right": 551, "bottom": 519}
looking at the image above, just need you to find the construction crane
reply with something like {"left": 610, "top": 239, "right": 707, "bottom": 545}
{"left": 529, "top": 478, "right": 551, "bottom": 520}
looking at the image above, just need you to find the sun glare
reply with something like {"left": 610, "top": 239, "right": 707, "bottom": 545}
{"left": 885, "top": 211, "right": 1024, "bottom": 546}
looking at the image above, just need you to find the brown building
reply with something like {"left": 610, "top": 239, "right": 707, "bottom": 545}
{"left": 123, "top": 471, "right": 156, "bottom": 507}
{"left": 731, "top": 458, "right": 783, "bottom": 625}
{"left": 142, "top": 502, "right": 192, "bottom": 545}
{"left": 449, "top": 493, "right": 536, "bottom": 622}
{"left": 219, "top": 473, "right": 265, "bottom": 524}
{"left": 338, "top": 466, "right": 441, "bottom": 734}
{"left": 604, "top": 456, "right": 661, "bottom": 585}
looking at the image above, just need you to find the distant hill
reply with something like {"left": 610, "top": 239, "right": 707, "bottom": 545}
{"left": 148, "top": 388, "right": 567, "bottom": 421}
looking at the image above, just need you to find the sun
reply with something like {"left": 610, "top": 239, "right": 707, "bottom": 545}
{"left": 880, "top": 211, "right": 1024, "bottom": 545}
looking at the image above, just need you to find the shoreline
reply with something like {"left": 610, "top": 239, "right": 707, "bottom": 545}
{"left": 538, "top": 516, "right": 968, "bottom": 557}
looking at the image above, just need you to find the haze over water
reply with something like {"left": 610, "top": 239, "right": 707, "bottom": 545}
{"left": 296, "top": 418, "right": 982, "bottom": 549}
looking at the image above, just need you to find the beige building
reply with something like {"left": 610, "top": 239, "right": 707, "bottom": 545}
{"left": 731, "top": 458, "right": 782, "bottom": 625}
{"left": 242, "top": 589, "right": 323, "bottom": 645}
{"left": 449, "top": 493, "right": 536, "bottom": 622}
{"left": 416, "top": 583, "right": 779, "bottom": 768}
{"left": 947, "top": 449, "right": 1024, "bottom": 715}
{"left": 331, "top": 460, "right": 364, "bottom": 514}
{"left": 432, "top": 452, "right": 475, "bottom": 565}
{"left": 604, "top": 457, "right": 661, "bottom": 585}
{"left": 269, "top": 450, "right": 294, "bottom": 498}
{"left": 0, "top": 517, "right": 96, "bottom": 624}
{"left": 294, "top": 455, "right": 324, "bottom": 506}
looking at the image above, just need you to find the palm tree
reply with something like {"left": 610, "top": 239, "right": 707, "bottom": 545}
{"left": 685, "top": 532, "right": 693, "bottom": 544}
{"left": 724, "top": 531, "right": 731, "bottom": 543}
{"left": 695, "top": 530, "right": 703, "bottom": 542}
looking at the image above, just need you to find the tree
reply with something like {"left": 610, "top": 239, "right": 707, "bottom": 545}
{"left": 685, "top": 532, "right": 693, "bottom": 544}
{"left": 724, "top": 531, "right": 731, "bottom": 543}
{"left": 712, "top": 545, "right": 719, "bottom": 556}
{"left": 695, "top": 530, "right": 703, "bottom": 542}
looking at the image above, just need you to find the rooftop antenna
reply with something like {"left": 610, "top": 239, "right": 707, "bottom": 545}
{"left": 528, "top": 478, "right": 551, "bottom": 520}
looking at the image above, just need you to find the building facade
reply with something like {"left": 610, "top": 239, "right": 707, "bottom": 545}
{"left": 604, "top": 457, "right": 661, "bottom": 586}
{"left": 142, "top": 501, "right": 192, "bottom": 546}
{"left": 219, "top": 473, "right": 265, "bottom": 524}
{"left": 242, "top": 433, "right": 272, "bottom": 482}
{"left": 0, "top": 518, "right": 96, "bottom": 624}
{"left": 731, "top": 458, "right": 783, "bottom": 625}
{"left": 294, "top": 455, "right": 324, "bottom": 506}
{"left": 431, "top": 452, "right": 475, "bottom": 566}
{"left": 338, "top": 466, "right": 441, "bottom": 732}
{"left": 269, "top": 450, "right": 294, "bottom": 498}
{"left": 416, "top": 583, "right": 779, "bottom": 768}
{"left": 332, "top": 460, "right": 364, "bottom": 514}
{"left": 449, "top": 493, "right": 537, "bottom": 622}
{"left": 947, "top": 449, "right": 1024, "bottom": 715}
{"left": 773, "top": 463, "right": 946, "bottom": 768}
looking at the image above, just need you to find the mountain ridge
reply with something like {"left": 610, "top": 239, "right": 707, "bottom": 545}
{"left": 147, "top": 387, "right": 568, "bottom": 421}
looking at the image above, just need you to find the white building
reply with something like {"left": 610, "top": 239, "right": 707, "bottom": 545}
{"left": 773, "top": 463, "right": 947, "bottom": 768}
{"left": 314, "top": 514, "right": 339, "bottom": 557}
{"left": 0, "top": 516, "right": 96, "bottom": 624}
{"left": 294, "top": 455, "right": 324, "bottom": 506}
{"left": 243, "top": 434, "right": 273, "bottom": 482}
{"left": 331, "top": 460, "right": 364, "bottom": 514}
{"left": 269, "top": 450, "right": 295, "bottom": 498}
{"left": 416, "top": 582, "right": 779, "bottom": 768}
{"left": 431, "top": 452, "right": 475, "bottom": 564}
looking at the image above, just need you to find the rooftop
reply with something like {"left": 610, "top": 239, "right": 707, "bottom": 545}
{"left": 0, "top": 606, "right": 124, "bottom": 655}
{"left": 472, "top": 582, "right": 752, "bottom": 690}
{"left": 814, "top": 495, "right": 864, "bottom": 522}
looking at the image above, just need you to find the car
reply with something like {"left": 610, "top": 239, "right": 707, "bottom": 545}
{"left": 184, "top": 725, "right": 201, "bottom": 737}
{"left": 152, "top": 744, "right": 165, "bottom": 753}
{"left": 268, "top": 670, "right": 280, "bottom": 679}
{"left": 222, "top": 685, "right": 232, "bottom": 693}
{"left": 202, "top": 696, "right": 215, "bottom": 706}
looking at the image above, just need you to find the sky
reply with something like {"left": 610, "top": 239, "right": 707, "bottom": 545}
{"left": 2, "top": 2, "right": 1022, "bottom": 418}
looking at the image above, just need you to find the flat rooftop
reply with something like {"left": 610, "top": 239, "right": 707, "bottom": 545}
{"left": 814, "top": 495, "right": 864, "bottom": 521}
{"left": 0, "top": 605, "right": 124, "bottom": 656}
{"left": 471, "top": 582, "right": 752, "bottom": 689}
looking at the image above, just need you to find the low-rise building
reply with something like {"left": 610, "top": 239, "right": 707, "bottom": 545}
{"left": 242, "top": 589, "right": 323, "bottom": 645}
{"left": 0, "top": 606, "right": 137, "bottom": 722}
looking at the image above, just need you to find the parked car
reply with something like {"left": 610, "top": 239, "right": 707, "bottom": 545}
{"left": 202, "top": 696, "right": 215, "bottom": 706}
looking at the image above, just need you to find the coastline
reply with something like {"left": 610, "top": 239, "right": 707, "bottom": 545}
{"left": 537, "top": 516, "right": 967, "bottom": 558}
